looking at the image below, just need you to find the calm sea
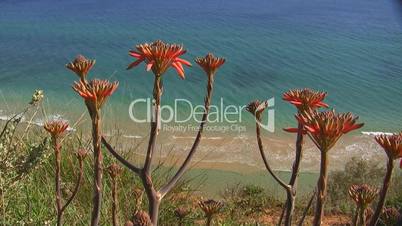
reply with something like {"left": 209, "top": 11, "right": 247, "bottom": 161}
{"left": 1, "top": 0, "right": 401, "bottom": 138}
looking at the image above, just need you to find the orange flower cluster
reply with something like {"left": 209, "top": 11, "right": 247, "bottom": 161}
{"left": 283, "top": 88, "right": 328, "bottom": 112}
{"left": 198, "top": 199, "right": 224, "bottom": 217}
{"left": 375, "top": 133, "right": 402, "bottom": 160}
{"left": 349, "top": 184, "right": 378, "bottom": 207}
{"left": 283, "top": 88, "right": 328, "bottom": 134}
{"left": 130, "top": 210, "right": 151, "bottom": 226}
{"left": 44, "top": 120, "right": 69, "bottom": 138}
{"left": 174, "top": 207, "right": 190, "bottom": 220}
{"left": 73, "top": 79, "right": 119, "bottom": 110}
{"left": 66, "top": 55, "right": 96, "bottom": 80}
{"left": 195, "top": 53, "right": 225, "bottom": 78}
{"left": 127, "top": 40, "right": 191, "bottom": 79}
{"left": 107, "top": 163, "right": 123, "bottom": 179}
{"left": 297, "top": 111, "right": 364, "bottom": 151}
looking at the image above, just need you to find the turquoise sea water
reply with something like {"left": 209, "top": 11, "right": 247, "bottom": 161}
{"left": 1, "top": 0, "right": 402, "bottom": 133}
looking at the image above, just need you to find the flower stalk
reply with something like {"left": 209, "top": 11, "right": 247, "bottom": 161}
{"left": 247, "top": 100, "right": 295, "bottom": 226}
{"left": 102, "top": 42, "right": 223, "bottom": 225}
{"left": 368, "top": 133, "right": 402, "bottom": 226}
{"left": 198, "top": 199, "right": 223, "bottom": 226}
{"left": 44, "top": 121, "right": 86, "bottom": 226}
{"left": 280, "top": 88, "right": 328, "bottom": 225}
{"left": 296, "top": 110, "right": 363, "bottom": 225}
{"left": 174, "top": 207, "right": 190, "bottom": 226}
{"left": 67, "top": 55, "right": 118, "bottom": 225}
{"left": 249, "top": 89, "right": 328, "bottom": 226}
{"left": 107, "top": 163, "right": 123, "bottom": 226}
{"left": 348, "top": 184, "right": 378, "bottom": 226}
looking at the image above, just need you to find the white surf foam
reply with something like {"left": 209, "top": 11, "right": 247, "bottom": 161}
{"left": 361, "top": 131, "right": 395, "bottom": 136}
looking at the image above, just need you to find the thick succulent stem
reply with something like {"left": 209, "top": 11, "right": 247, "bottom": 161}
{"left": 143, "top": 76, "right": 161, "bottom": 174}
{"left": 313, "top": 150, "right": 329, "bottom": 226}
{"left": 91, "top": 112, "right": 103, "bottom": 226}
{"left": 282, "top": 122, "right": 304, "bottom": 225}
{"left": 284, "top": 192, "right": 295, "bottom": 226}
{"left": 141, "top": 171, "right": 160, "bottom": 225}
{"left": 149, "top": 199, "right": 160, "bottom": 225}
{"left": 140, "top": 76, "right": 162, "bottom": 225}
{"left": 368, "top": 158, "right": 394, "bottom": 226}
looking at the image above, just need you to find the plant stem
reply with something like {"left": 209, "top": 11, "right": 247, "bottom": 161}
{"left": 111, "top": 176, "right": 118, "bottom": 226}
{"left": 141, "top": 171, "right": 160, "bottom": 225}
{"left": 358, "top": 207, "right": 366, "bottom": 226}
{"left": 313, "top": 150, "right": 329, "bottom": 226}
{"left": 1, "top": 175, "right": 5, "bottom": 225}
{"left": 283, "top": 193, "right": 295, "bottom": 226}
{"left": 368, "top": 158, "right": 394, "bottom": 226}
{"left": 255, "top": 123, "right": 289, "bottom": 190}
{"left": 140, "top": 76, "right": 162, "bottom": 225}
{"left": 352, "top": 207, "right": 359, "bottom": 226}
{"left": 54, "top": 137, "right": 62, "bottom": 226}
{"left": 159, "top": 76, "right": 214, "bottom": 197}
{"left": 206, "top": 215, "right": 212, "bottom": 226}
{"left": 178, "top": 219, "right": 183, "bottom": 226}
{"left": 254, "top": 120, "right": 292, "bottom": 226}
{"left": 282, "top": 123, "right": 304, "bottom": 226}
{"left": 91, "top": 112, "right": 103, "bottom": 226}
{"left": 60, "top": 159, "right": 84, "bottom": 213}
{"left": 101, "top": 137, "right": 141, "bottom": 174}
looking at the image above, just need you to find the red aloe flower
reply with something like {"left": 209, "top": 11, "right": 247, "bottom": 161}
{"left": 127, "top": 40, "right": 191, "bottom": 79}
{"left": 195, "top": 53, "right": 225, "bottom": 78}
{"left": 368, "top": 133, "right": 402, "bottom": 226}
{"left": 66, "top": 55, "right": 96, "bottom": 80}
{"left": 107, "top": 163, "right": 123, "bottom": 179}
{"left": 283, "top": 88, "right": 328, "bottom": 112}
{"left": 375, "top": 133, "right": 402, "bottom": 160}
{"left": 73, "top": 79, "right": 118, "bottom": 110}
{"left": 297, "top": 111, "right": 364, "bottom": 152}
{"left": 349, "top": 184, "right": 378, "bottom": 226}
{"left": 349, "top": 184, "right": 378, "bottom": 208}
{"left": 44, "top": 120, "right": 69, "bottom": 138}
{"left": 198, "top": 199, "right": 224, "bottom": 225}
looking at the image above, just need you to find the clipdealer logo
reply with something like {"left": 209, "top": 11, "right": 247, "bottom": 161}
{"left": 128, "top": 98, "right": 275, "bottom": 133}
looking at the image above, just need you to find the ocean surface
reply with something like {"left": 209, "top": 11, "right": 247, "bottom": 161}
{"left": 1, "top": 0, "right": 401, "bottom": 170}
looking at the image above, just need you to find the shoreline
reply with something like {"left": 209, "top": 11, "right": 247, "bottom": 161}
{"left": 101, "top": 129, "right": 386, "bottom": 172}
{"left": 0, "top": 105, "right": 388, "bottom": 173}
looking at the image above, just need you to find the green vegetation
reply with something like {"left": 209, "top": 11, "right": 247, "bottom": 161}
{"left": 0, "top": 92, "right": 400, "bottom": 225}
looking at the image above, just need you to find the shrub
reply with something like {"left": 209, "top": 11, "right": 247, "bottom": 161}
{"left": 327, "top": 157, "right": 402, "bottom": 214}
